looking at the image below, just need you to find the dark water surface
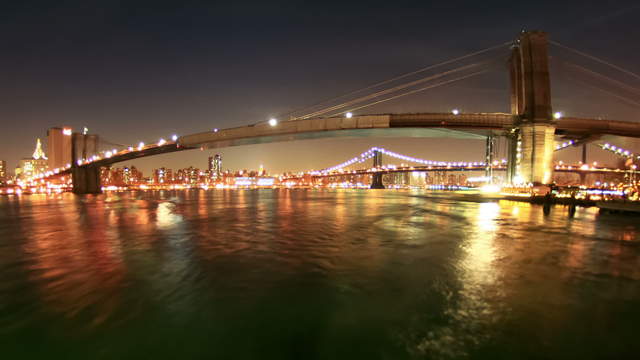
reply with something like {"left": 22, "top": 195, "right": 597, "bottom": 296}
{"left": 1, "top": 190, "right": 640, "bottom": 359}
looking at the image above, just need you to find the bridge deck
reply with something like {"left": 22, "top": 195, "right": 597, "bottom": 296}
{"left": 179, "top": 113, "right": 640, "bottom": 150}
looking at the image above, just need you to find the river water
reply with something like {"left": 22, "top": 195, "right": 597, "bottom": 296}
{"left": 1, "top": 190, "right": 639, "bottom": 359}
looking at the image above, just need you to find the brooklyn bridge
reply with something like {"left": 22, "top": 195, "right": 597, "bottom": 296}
{"left": 33, "top": 30, "right": 640, "bottom": 193}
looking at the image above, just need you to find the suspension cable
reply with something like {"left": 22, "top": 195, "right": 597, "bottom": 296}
{"left": 282, "top": 41, "right": 512, "bottom": 119}
{"left": 560, "top": 61, "right": 640, "bottom": 96}
{"left": 297, "top": 57, "right": 502, "bottom": 120}
{"left": 563, "top": 76, "right": 640, "bottom": 108}
{"left": 550, "top": 40, "right": 640, "bottom": 82}
{"left": 326, "top": 69, "right": 491, "bottom": 117}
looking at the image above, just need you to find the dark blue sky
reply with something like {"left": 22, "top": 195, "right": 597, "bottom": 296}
{"left": 2, "top": 0, "right": 639, "bottom": 174}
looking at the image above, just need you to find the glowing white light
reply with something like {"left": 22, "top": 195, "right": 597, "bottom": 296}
{"left": 481, "top": 184, "right": 501, "bottom": 193}
{"left": 452, "top": 109, "right": 460, "bottom": 115}
{"left": 553, "top": 111, "right": 563, "bottom": 119}
{"left": 172, "top": 135, "right": 178, "bottom": 141}
{"left": 158, "top": 138, "right": 167, "bottom": 146}
{"left": 62, "top": 128, "right": 72, "bottom": 136}
{"left": 345, "top": 112, "right": 353, "bottom": 118}
{"left": 213, "top": 128, "right": 219, "bottom": 133}
{"left": 269, "top": 118, "right": 278, "bottom": 127}
{"left": 138, "top": 142, "right": 144, "bottom": 150}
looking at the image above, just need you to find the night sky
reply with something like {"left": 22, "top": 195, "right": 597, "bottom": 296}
{"left": 2, "top": 0, "right": 640, "bottom": 175}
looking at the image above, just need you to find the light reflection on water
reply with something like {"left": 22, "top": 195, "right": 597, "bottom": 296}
{"left": 1, "top": 190, "right": 640, "bottom": 359}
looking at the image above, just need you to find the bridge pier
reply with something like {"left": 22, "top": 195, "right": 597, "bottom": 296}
{"left": 72, "top": 165, "right": 102, "bottom": 194}
{"left": 370, "top": 149, "right": 385, "bottom": 189}
{"left": 519, "top": 123, "right": 555, "bottom": 184}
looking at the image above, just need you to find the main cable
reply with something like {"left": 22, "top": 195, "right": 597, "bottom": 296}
{"left": 297, "top": 56, "right": 503, "bottom": 120}
{"left": 326, "top": 69, "right": 491, "bottom": 117}
{"left": 550, "top": 40, "right": 640, "bottom": 82}
{"left": 281, "top": 41, "right": 512, "bottom": 119}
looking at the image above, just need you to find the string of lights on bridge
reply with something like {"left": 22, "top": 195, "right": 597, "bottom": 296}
{"left": 314, "top": 147, "right": 506, "bottom": 175}
{"left": 599, "top": 143, "right": 640, "bottom": 160}
{"left": 30, "top": 134, "right": 181, "bottom": 182}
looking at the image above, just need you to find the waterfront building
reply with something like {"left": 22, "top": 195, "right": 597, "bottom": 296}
{"left": 209, "top": 154, "right": 222, "bottom": 181}
{"left": 16, "top": 139, "right": 48, "bottom": 180}
{"left": 0, "top": 160, "right": 6, "bottom": 183}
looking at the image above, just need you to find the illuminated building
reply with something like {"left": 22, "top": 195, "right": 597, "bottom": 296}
{"left": 153, "top": 167, "right": 171, "bottom": 184}
{"left": 209, "top": 154, "right": 222, "bottom": 180}
{"left": 16, "top": 139, "right": 49, "bottom": 180}
{"left": 0, "top": 160, "right": 6, "bottom": 183}
{"left": 234, "top": 177, "right": 276, "bottom": 187}
{"left": 47, "top": 127, "right": 72, "bottom": 170}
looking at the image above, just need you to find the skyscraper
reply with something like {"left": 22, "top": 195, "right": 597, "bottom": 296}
{"left": 209, "top": 154, "right": 222, "bottom": 180}
{"left": 47, "top": 127, "right": 72, "bottom": 170}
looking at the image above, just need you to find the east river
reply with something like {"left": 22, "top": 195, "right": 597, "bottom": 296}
{"left": 1, "top": 190, "right": 639, "bottom": 359}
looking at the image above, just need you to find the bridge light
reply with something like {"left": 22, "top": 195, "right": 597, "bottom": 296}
{"left": 172, "top": 135, "right": 178, "bottom": 141}
{"left": 345, "top": 112, "right": 353, "bottom": 118}
{"left": 553, "top": 111, "right": 563, "bottom": 119}
{"left": 138, "top": 142, "right": 144, "bottom": 150}
{"left": 269, "top": 118, "right": 278, "bottom": 127}
{"left": 158, "top": 138, "right": 167, "bottom": 146}
{"left": 451, "top": 109, "right": 460, "bottom": 115}
{"left": 213, "top": 128, "right": 219, "bottom": 133}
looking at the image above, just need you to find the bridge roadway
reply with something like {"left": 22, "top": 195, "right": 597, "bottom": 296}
{"left": 50, "top": 112, "right": 640, "bottom": 174}
{"left": 179, "top": 113, "right": 640, "bottom": 150}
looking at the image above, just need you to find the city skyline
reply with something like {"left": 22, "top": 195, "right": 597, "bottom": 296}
{"left": 1, "top": 1, "right": 640, "bottom": 173}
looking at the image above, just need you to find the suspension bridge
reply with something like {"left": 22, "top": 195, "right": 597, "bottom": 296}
{"left": 32, "top": 30, "right": 640, "bottom": 193}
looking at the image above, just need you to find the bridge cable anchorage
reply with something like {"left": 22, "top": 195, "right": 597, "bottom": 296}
{"left": 296, "top": 56, "right": 503, "bottom": 120}
{"left": 327, "top": 69, "right": 491, "bottom": 117}
{"left": 550, "top": 40, "right": 640, "bottom": 82}
{"left": 283, "top": 42, "right": 511, "bottom": 120}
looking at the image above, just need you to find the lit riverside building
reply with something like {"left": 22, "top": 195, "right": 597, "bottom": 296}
{"left": 208, "top": 154, "right": 222, "bottom": 180}
{"left": 0, "top": 160, "right": 6, "bottom": 183}
{"left": 16, "top": 139, "right": 48, "bottom": 180}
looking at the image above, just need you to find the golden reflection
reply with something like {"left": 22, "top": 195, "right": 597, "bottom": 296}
{"left": 415, "top": 201, "right": 502, "bottom": 357}
{"left": 157, "top": 202, "right": 182, "bottom": 229}
{"left": 23, "top": 196, "right": 125, "bottom": 328}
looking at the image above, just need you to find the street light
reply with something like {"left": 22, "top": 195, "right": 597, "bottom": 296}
{"left": 451, "top": 109, "right": 460, "bottom": 115}
{"left": 269, "top": 118, "right": 278, "bottom": 127}
{"left": 553, "top": 111, "right": 563, "bottom": 120}
{"left": 345, "top": 112, "right": 353, "bottom": 118}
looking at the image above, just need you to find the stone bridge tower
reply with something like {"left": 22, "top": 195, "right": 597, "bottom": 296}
{"left": 508, "top": 31, "right": 555, "bottom": 185}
